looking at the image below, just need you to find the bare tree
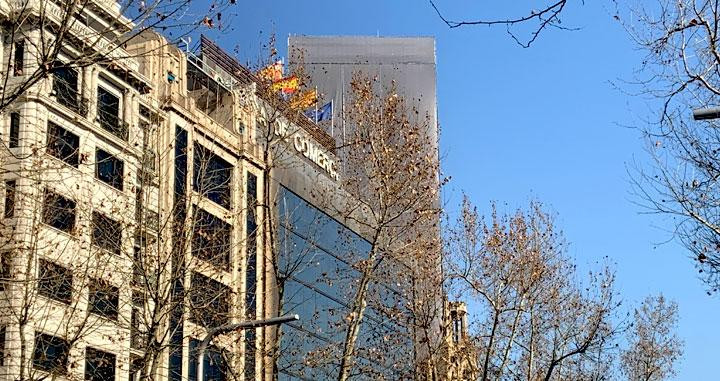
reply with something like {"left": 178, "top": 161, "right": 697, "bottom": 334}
{"left": 618, "top": 0, "right": 720, "bottom": 292}
{"left": 445, "top": 197, "right": 623, "bottom": 381}
{"left": 429, "top": 0, "right": 577, "bottom": 47}
{"left": 620, "top": 294, "right": 683, "bottom": 381}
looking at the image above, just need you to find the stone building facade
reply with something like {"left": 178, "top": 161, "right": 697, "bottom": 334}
{"left": 0, "top": 1, "right": 447, "bottom": 380}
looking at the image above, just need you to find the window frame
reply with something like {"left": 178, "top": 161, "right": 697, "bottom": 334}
{"left": 95, "top": 148, "right": 124, "bottom": 191}
{"left": 191, "top": 207, "right": 232, "bottom": 270}
{"left": 4, "top": 180, "right": 15, "bottom": 218}
{"left": 91, "top": 211, "right": 122, "bottom": 255}
{"left": 189, "top": 272, "right": 230, "bottom": 328}
{"left": 192, "top": 143, "right": 233, "bottom": 209}
{"left": 88, "top": 279, "right": 119, "bottom": 321}
{"left": 37, "top": 259, "right": 73, "bottom": 304}
{"left": 52, "top": 64, "right": 79, "bottom": 112}
{"left": 46, "top": 122, "right": 80, "bottom": 167}
{"left": 0, "top": 252, "right": 11, "bottom": 291}
{"left": 9, "top": 112, "right": 19, "bottom": 148}
{"left": 13, "top": 40, "right": 24, "bottom": 76}
{"left": 42, "top": 189, "right": 76, "bottom": 234}
{"left": 96, "top": 84, "right": 126, "bottom": 140}
{"left": 84, "top": 346, "right": 116, "bottom": 381}
{"left": 32, "top": 332, "right": 70, "bottom": 375}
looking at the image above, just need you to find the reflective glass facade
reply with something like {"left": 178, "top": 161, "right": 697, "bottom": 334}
{"left": 276, "top": 186, "right": 413, "bottom": 380}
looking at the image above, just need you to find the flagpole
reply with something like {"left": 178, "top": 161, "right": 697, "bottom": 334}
{"left": 341, "top": 69, "right": 346, "bottom": 144}
{"left": 330, "top": 99, "right": 334, "bottom": 137}
{"left": 315, "top": 87, "right": 319, "bottom": 124}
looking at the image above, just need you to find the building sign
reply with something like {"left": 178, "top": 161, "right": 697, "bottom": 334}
{"left": 273, "top": 119, "right": 339, "bottom": 181}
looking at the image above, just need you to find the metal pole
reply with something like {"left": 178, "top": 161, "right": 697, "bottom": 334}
{"left": 693, "top": 106, "right": 720, "bottom": 120}
{"left": 196, "top": 314, "right": 299, "bottom": 381}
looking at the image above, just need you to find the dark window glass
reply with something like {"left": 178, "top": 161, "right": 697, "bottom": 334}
{"left": 4, "top": 180, "right": 15, "bottom": 218}
{"left": 0, "top": 252, "right": 10, "bottom": 291}
{"left": 0, "top": 326, "right": 5, "bottom": 366}
{"left": 191, "top": 208, "right": 231, "bottom": 270}
{"left": 52, "top": 65, "right": 79, "bottom": 111}
{"left": 47, "top": 122, "right": 79, "bottom": 167}
{"left": 91, "top": 212, "right": 122, "bottom": 254}
{"left": 85, "top": 347, "right": 116, "bottom": 381}
{"left": 193, "top": 144, "right": 232, "bottom": 209}
{"left": 174, "top": 126, "right": 188, "bottom": 198}
{"left": 188, "top": 338, "right": 229, "bottom": 381}
{"left": 88, "top": 280, "right": 119, "bottom": 320}
{"left": 96, "top": 149, "right": 124, "bottom": 190}
{"left": 97, "top": 87, "right": 125, "bottom": 140}
{"left": 38, "top": 259, "right": 72, "bottom": 304}
{"left": 9, "top": 112, "right": 19, "bottom": 148}
{"left": 42, "top": 190, "right": 76, "bottom": 233}
{"left": 245, "top": 172, "right": 257, "bottom": 381}
{"left": 169, "top": 127, "right": 187, "bottom": 381}
{"left": 133, "top": 246, "right": 142, "bottom": 286}
{"left": 13, "top": 40, "right": 24, "bottom": 76}
{"left": 189, "top": 272, "right": 229, "bottom": 328}
{"left": 130, "top": 356, "right": 144, "bottom": 381}
{"left": 245, "top": 172, "right": 257, "bottom": 317}
{"left": 33, "top": 333, "right": 69, "bottom": 374}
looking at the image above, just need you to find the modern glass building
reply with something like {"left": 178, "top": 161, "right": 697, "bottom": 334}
{"left": 275, "top": 185, "right": 413, "bottom": 380}
{"left": 289, "top": 35, "right": 438, "bottom": 149}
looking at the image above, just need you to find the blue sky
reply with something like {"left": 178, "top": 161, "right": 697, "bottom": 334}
{"left": 207, "top": 1, "right": 719, "bottom": 378}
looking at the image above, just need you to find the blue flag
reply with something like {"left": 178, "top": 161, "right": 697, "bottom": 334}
{"left": 305, "top": 101, "right": 333, "bottom": 122}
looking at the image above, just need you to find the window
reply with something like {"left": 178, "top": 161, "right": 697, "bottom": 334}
{"left": 47, "top": 122, "right": 79, "bottom": 167}
{"left": 193, "top": 144, "right": 232, "bottom": 209}
{"left": 189, "top": 272, "right": 229, "bottom": 328}
{"left": 0, "top": 252, "right": 10, "bottom": 291}
{"left": 52, "top": 65, "right": 79, "bottom": 111}
{"left": 13, "top": 40, "right": 24, "bottom": 76}
{"left": 9, "top": 112, "right": 19, "bottom": 148}
{"left": 38, "top": 259, "right": 72, "bottom": 304}
{"left": 96, "top": 149, "right": 124, "bottom": 190}
{"left": 33, "top": 333, "right": 69, "bottom": 374}
{"left": 88, "top": 279, "right": 119, "bottom": 320}
{"left": 42, "top": 190, "right": 76, "bottom": 233}
{"left": 4, "top": 180, "right": 15, "bottom": 218}
{"left": 91, "top": 212, "right": 122, "bottom": 254}
{"left": 188, "top": 339, "right": 229, "bottom": 381}
{"left": 130, "top": 357, "right": 144, "bottom": 381}
{"left": 0, "top": 326, "right": 5, "bottom": 366}
{"left": 85, "top": 347, "right": 116, "bottom": 381}
{"left": 97, "top": 86, "right": 126, "bottom": 140}
{"left": 191, "top": 208, "right": 231, "bottom": 270}
{"left": 245, "top": 172, "right": 257, "bottom": 380}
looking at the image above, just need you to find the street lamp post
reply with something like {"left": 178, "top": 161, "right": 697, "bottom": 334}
{"left": 692, "top": 106, "right": 720, "bottom": 120}
{"left": 196, "top": 314, "right": 299, "bottom": 381}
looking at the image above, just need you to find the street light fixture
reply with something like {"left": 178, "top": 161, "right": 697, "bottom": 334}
{"left": 196, "top": 314, "right": 299, "bottom": 381}
{"left": 692, "top": 106, "right": 720, "bottom": 120}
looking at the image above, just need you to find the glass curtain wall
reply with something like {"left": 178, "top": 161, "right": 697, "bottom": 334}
{"left": 276, "top": 186, "right": 413, "bottom": 380}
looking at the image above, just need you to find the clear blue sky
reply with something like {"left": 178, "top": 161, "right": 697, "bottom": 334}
{"left": 206, "top": 1, "right": 719, "bottom": 378}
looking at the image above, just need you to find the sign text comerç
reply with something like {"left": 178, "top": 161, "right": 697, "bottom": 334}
{"left": 274, "top": 120, "right": 339, "bottom": 181}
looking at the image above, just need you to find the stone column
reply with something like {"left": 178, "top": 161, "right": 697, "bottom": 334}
{"left": 85, "top": 67, "right": 98, "bottom": 122}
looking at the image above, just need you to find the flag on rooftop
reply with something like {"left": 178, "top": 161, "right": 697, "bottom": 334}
{"left": 305, "top": 101, "right": 333, "bottom": 123}
{"left": 290, "top": 88, "right": 318, "bottom": 110}
{"left": 271, "top": 75, "right": 299, "bottom": 95}
{"left": 258, "top": 60, "right": 283, "bottom": 82}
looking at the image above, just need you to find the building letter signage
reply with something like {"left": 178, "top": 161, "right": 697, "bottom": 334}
{"left": 273, "top": 120, "right": 339, "bottom": 181}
